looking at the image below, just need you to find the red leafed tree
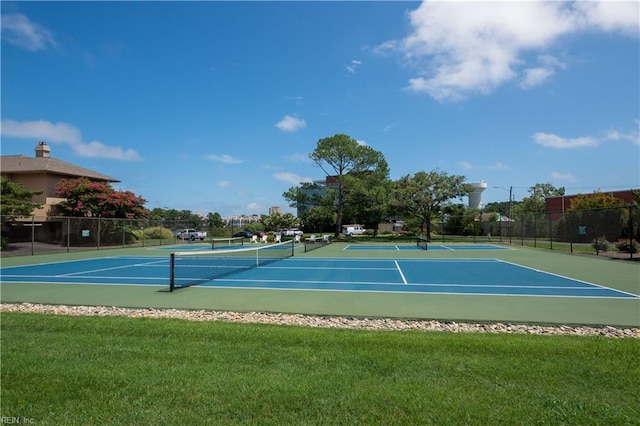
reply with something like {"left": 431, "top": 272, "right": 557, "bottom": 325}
{"left": 55, "top": 178, "right": 149, "bottom": 219}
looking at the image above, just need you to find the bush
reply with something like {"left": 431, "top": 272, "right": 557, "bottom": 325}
{"left": 615, "top": 238, "right": 638, "bottom": 253}
{"left": 591, "top": 236, "right": 610, "bottom": 252}
{"left": 1, "top": 236, "right": 8, "bottom": 250}
{"left": 144, "top": 226, "right": 173, "bottom": 240}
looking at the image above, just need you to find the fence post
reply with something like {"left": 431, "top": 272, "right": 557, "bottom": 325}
{"left": 30, "top": 215, "right": 35, "bottom": 256}
{"left": 548, "top": 212, "right": 553, "bottom": 251}
{"left": 629, "top": 205, "right": 634, "bottom": 261}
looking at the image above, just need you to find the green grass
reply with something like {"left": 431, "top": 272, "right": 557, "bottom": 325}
{"left": 2, "top": 313, "right": 638, "bottom": 425}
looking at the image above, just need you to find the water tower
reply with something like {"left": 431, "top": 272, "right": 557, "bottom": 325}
{"left": 468, "top": 181, "right": 487, "bottom": 209}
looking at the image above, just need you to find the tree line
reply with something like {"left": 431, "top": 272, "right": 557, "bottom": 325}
{"left": 2, "top": 133, "right": 637, "bottom": 243}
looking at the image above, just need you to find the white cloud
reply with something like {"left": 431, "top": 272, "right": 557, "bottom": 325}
{"left": 273, "top": 172, "right": 313, "bottom": 185}
{"left": 551, "top": 171, "right": 578, "bottom": 182}
{"left": 346, "top": 59, "right": 362, "bottom": 74}
{"left": 246, "top": 202, "right": 264, "bottom": 213}
{"left": 73, "top": 140, "right": 141, "bottom": 161}
{"left": 573, "top": 1, "right": 640, "bottom": 35}
{"left": 285, "top": 153, "right": 312, "bottom": 163}
{"left": 534, "top": 124, "right": 640, "bottom": 149}
{"left": 206, "top": 154, "right": 243, "bottom": 164}
{"left": 521, "top": 55, "right": 567, "bottom": 89}
{"left": 603, "top": 128, "right": 640, "bottom": 146}
{"left": 218, "top": 180, "right": 231, "bottom": 188}
{"left": 382, "top": 123, "right": 395, "bottom": 133}
{"left": 382, "top": 1, "right": 638, "bottom": 101}
{"left": 1, "top": 13, "right": 57, "bottom": 51}
{"left": 275, "top": 115, "right": 307, "bottom": 132}
{"left": 458, "top": 161, "right": 473, "bottom": 170}
{"left": 356, "top": 139, "right": 368, "bottom": 146}
{"left": 488, "top": 162, "right": 510, "bottom": 170}
{"left": 0, "top": 119, "right": 142, "bottom": 160}
{"left": 533, "top": 132, "right": 597, "bottom": 149}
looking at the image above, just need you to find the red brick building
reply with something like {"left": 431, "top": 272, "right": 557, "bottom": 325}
{"left": 546, "top": 189, "right": 638, "bottom": 220}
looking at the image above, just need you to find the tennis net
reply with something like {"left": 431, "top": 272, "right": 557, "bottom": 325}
{"left": 211, "top": 236, "right": 244, "bottom": 249}
{"left": 169, "top": 240, "right": 294, "bottom": 291}
{"left": 416, "top": 236, "right": 428, "bottom": 250}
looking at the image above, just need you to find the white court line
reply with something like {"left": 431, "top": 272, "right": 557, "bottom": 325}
{"left": 59, "top": 259, "right": 167, "bottom": 277}
{"left": 394, "top": 260, "right": 408, "bottom": 284}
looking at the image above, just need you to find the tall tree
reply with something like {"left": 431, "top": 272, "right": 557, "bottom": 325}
{"left": 516, "top": 182, "right": 565, "bottom": 216}
{"left": 206, "top": 212, "right": 224, "bottom": 230}
{"left": 392, "top": 170, "right": 471, "bottom": 240}
{"left": 309, "top": 134, "right": 389, "bottom": 237}
{"left": 342, "top": 170, "right": 393, "bottom": 236}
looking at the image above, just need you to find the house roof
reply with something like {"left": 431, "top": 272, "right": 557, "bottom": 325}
{"left": 0, "top": 155, "right": 120, "bottom": 182}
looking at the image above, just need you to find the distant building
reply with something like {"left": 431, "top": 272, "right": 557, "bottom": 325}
{"left": 1, "top": 141, "right": 121, "bottom": 245}
{"left": 545, "top": 189, "right": 638, "bottom": 220}
{"left": 1, "top": 141, "right": 119, "bottom": 218}
{"left": 269, "top": 206, "right": 282, "bottom": 215}
{"left": 297, "top": 176, "right": 339, "bottom": 217}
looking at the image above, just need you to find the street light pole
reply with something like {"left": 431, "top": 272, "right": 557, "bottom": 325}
{"left": 508, "top": 186, "right": 513, "bottom": 244}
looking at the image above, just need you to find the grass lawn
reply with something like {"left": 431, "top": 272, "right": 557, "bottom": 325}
{"left": 2, "top": 313, "right": 638, "bottom": 425}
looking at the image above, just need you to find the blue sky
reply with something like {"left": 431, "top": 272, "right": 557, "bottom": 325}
{"left": 2, "top": 1, "right": 638, "bottom": 217}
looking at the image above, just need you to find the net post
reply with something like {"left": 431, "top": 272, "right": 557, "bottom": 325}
{"left": 169, "top": 253, "right": 176, "bottom": 292}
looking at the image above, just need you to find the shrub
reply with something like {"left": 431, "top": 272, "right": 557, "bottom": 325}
{"left": 144, "top": 226, "right": 173, "bottom": 240}
{"left": 615, "top": 238, "right": 638, "bottom": 253}
{"left": 591, "top": 236, "right": 610, "bottom": 252}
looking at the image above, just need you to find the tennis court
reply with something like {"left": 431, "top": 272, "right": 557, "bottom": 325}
{"left": 0, "top": 252, "right": 635, "bottom": 299}
{"left": 344, "top": 243, "right": 509, "bottom": 251}
{"left": 1, "top": 241, "right": 638, "bottom": 326}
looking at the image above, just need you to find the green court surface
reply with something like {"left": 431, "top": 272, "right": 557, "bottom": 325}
{"left": 1, "top": 242, "right": 638, "bottom": 327}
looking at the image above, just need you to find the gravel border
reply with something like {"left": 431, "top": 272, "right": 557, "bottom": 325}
{"left": 2, "top": 303, "right": 638, "bottom": 338}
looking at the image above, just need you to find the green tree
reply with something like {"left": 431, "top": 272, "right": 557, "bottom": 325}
{"left": 206, "top": 212, "right": 224, "bottom": 227}
{"left": 564, "top": 191, "right": 629, "bottom": 243}
{"left": 343, "top": 171, "right": 393, "bottom": 236}
{"left": 442, "top": 204, "right": 482, "bottom": 236}
{"left": 1, "top": 177, "right": 43, "bottom": 218}
{"left": 309, "top": 134, "right": 389, "bottom": 237}
{"left": 392, "top": 170, "right": 471, "bottom": 240}
{"left": 148, "top": 207, "right": 204, "bottom": 229}
{"left": 513, "top": 183, "right": 565, "bottom": 238}
{"left": 1, "top": 177, "right": 43, "bottom": 249}
{"left": 515, "top": 182, "right": 565, "bottom": 216}
{"left": 260, "top": 212, "right": 300, "bottom": 232}
{"left": 483, "top": 201, "right": 515, "bottom": 216}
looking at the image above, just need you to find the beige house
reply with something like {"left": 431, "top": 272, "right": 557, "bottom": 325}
{"left": 1, "top": 141, "right": 119, "bottom": 218}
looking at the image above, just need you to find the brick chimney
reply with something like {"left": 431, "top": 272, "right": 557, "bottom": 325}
{"left": 35, "top": 141, "right": 51, "bottom": 158}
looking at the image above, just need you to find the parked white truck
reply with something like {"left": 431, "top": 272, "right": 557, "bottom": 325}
{"left": 175, "top": 229, "right": 207, "bottom": 241}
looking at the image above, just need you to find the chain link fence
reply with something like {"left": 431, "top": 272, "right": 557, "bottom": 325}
{"left": 436, "top": 205, "right": 639, "bottom": 258}
{"left": 0, "top": 216, "right": 225, "bottom": 256}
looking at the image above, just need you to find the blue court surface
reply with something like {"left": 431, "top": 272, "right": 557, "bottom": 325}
{"left": 344, "top": 244, "right": 509, "bottom": 251}
{"left": 1, "top": 256, "right": 636, "bottom": 299}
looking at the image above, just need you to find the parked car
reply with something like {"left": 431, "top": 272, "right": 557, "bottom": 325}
{"left": 341, "top": 224, "right": 366, "bottom": 236}
{"left": 277, "top": 228, "right": 304, "bottom": 237}
{"left": 175, "top": 229, "right": 207, "bottom": 241}
{"left": 232, "top": 231, "right": 253, "bottom": 238}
